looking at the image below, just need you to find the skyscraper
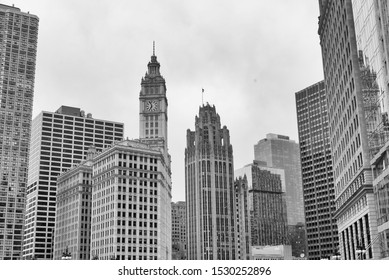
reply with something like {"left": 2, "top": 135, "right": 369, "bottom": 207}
{"left": 185, "top": 104, "right": 236, "bottom": 260}
{"left": 23, "top": 106, "right": 124, "bottom": 259}
{"left": 318, "top": 0, "right": 384, "bottom": 259}
{"left": 253, "top": 133, "right": 306, "bottom": 257}
{"left": 295, "top": 80, "right": 339, "bottom": 259}
{"left": 0, "top": 4, "right": 39, "bottom": 260}
{"left": 351, "top": 0, "right": 389, "bottom": 259}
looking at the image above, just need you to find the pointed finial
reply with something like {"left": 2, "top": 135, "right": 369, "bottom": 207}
{"left": 153, "top": 41, "right": 155, "bottom": 56}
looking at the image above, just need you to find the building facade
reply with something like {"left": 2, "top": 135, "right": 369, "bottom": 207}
{"left": 90, "top": 139, "right": 172, "bottom": 260}
{"left": 185, "top": 104, "right": 237, "bottom": 260}
{"left": 53, "top": 148, "right": 95, "bottom": 260}
{"left": 351, "top": 0, "right": 389, "bottom": 259}
{"left": 253, "top": 134, "right": 306, "bottom": 257}
{"left": 23, "top": 106, "right": 124, "bottom": 259}
{"left": 318, "top": 0, "right": 382, "bottom": 259}
{"left": 171, "top": 201, "right": 186, "bottom": 260}
{"left": 0, "top": 4, "right": 38, "bottom": 260}
{"left": 235, "top": 162, "right": 288, "bottom": 255}
{"left": 295, "top": 80, "right": 339, "bottom": 259}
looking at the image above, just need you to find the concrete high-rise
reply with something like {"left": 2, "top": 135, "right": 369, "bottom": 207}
{"left": 318, "top": 0, "right": 386, "bottom": 259}
{"left": 253, "top": 134, "right": 306, "bottom": 257}
{"left": 171, "top": 201, "right": 186, "bottom": 260}
{"left": 295, "top": 80, "right": 339, "bottom": 259}
{"left": 185, "top": 104, "right": 236, "bottom": 260}
{"left": 23, "top": 106, "right": 124, "bottom": 259}
{"left": 0, "top": 4, "right": 39, "bottom": 260}
{"left": 89, "top": 139, "right": 172, "bottom": 260}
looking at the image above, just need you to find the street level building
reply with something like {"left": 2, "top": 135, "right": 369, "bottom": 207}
{"left": 185, "top": 104, "right": 237, "bottom": 260}
{"left": 318, "top": 0, "right": 383, "bottom": 259}
{"left": 0, "top": 4, "right": 39, "bottom": 260}
{"left": 23, "top": 106, "right": 123, "bottom": 259}
{"left": 171, "top": 201, "right": 186, "bottom": 260}
{"left": 295, "top": 81, "right": 339, "bottom": 259}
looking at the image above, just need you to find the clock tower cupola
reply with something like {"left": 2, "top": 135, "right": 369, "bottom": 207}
{"left": 139, "top": 42, "right": 168, "bottom": 153}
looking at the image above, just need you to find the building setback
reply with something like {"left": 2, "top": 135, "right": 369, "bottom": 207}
{"left": 185, "top": 104, "right": 236, "bottom": 260}
{"left": 171, "top": 201, "right": 186, "bottom": 260}
{"left": 295, "top": 80, "right": 339, "bottom": 259}
{"left": 318, "top": 0, "right": 382, "bottom": 259}
{"left": 23, "top": 106, "right": 124, "bottom": 259}
{"left": 0, "top": 4, "right": 39, "bottom": 260}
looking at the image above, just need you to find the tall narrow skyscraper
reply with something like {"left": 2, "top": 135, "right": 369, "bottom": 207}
{"left": 23, "top": 106, "right": 124, "bottom": 259}
{"left": 185, "top": 104, "right": 236, "bottom": 260}
{"left": 318, "top": 0, "right": 384, "bottom": 259}
{"left": 295, "top": 80, "right": 339, "bottom": 259}
{"left": 0, "top": 4, "right": 39, "bottom": 260}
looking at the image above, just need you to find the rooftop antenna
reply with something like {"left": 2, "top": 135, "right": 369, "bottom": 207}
{"left": 202, "top": 88, "right": 204, "bottom": 106}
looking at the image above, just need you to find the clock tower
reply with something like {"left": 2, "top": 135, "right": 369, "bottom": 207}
{"left": 139, "top": 42, "right": 168, "bottom": 153}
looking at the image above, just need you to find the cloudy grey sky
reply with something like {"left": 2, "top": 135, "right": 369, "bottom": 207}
{"left": 12, "top": 0, "right": 323, "bottom": 202}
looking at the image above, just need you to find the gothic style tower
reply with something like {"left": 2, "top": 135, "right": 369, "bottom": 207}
{"left": 139, "top": 42, "right": 168, "bottom": 153}
{"left": 185, "top": 104, "right": 237, "bottom": 260}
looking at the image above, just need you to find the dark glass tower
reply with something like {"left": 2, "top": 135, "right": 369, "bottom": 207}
{"left": 295, "top": 80, "right": 339, "bottom": 259}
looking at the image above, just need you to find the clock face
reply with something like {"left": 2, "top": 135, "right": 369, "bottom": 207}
{"left": 146, "top": 100, "right": 158, "bottom": 112}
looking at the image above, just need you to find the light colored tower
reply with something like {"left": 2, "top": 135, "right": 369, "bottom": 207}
{"left": 295, "top": 81, "right": 339, "bottom": 259}
{"left": 0, "top": 4, "right": 39, "bottom": 260}
{"left": 185, "top": 104, "right": 237, "bottom": 260}
{"left": 23, "top": 106, "right": 124, "bottom": 259}
{"left": 318, "top": 0, "right": 387, "bottom": 259}
{"left": 139, "top": 42, "right": 168, "bottom": 154}
{"left": 90, "top": 139, "right": 172, "bottom": 260}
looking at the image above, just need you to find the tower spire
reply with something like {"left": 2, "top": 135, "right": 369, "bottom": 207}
{"left": 153, "top": 41, "right": 155, "bottom": 56}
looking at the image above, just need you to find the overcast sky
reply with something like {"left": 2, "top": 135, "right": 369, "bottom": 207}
{"left": 12, "top": 0, "right": 323, "bottom": 202}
